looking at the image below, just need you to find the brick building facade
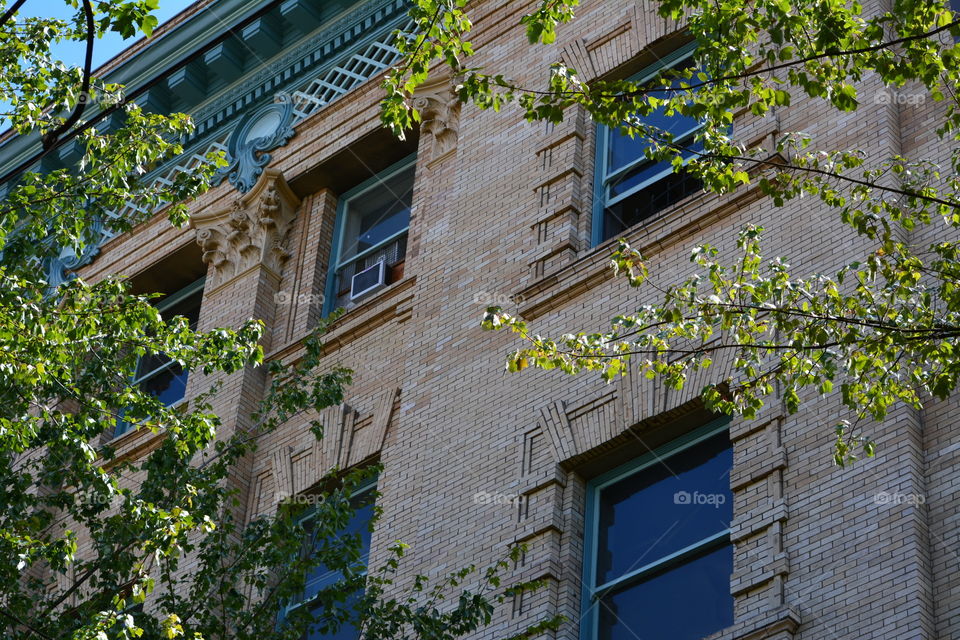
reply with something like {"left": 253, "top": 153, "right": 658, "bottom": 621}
{"left": 6, "top": 0, "right": 958, "bottom": 638}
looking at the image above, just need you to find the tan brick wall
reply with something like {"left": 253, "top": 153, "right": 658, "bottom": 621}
{"left": 71, "top": 0, "right": 959, "bottom": 638}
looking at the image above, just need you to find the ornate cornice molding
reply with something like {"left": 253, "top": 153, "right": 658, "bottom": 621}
{"left": 191, "top": 169, "right": 301, "bottom": 289}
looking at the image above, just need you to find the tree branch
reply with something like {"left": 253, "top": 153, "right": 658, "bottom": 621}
{"left": 0, "top": 0, "right": 28, "bottom": 32}
{"left": 41, "top": 0, "right": 94, "bottom": 150}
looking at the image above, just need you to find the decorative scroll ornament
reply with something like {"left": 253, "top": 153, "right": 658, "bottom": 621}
{"left": 42, "top": 218, "right": 105, "bottom": 289}
{"left": 413, "top": 72, "right": 461, "bottom": 163}
{"left": 191, "top": 169, "right": 301, "bottom": 289}
{"left": 218, "top": 94, "right": 296, "bottom": 193}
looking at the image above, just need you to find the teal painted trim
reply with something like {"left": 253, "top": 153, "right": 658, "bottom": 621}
{"left": 591, "top": 41, "right": 699, "bottom": 245}
{"left": 592, "top": 528, "right": 730, "bottom": 598}
{"left": 590, "top": 118, "right": 608, "bottom": 247}
{"left": 190, "top": 0, "right": 407, "bottom": 141}
{"left": 0, "top": 0, "right": 271, "bottom": 173}
{"left": 580, "top": 469, "right": 601, "bottom": 640}
{"left": 578, "top": 415, "right": 730, "bottom": 640}
{"left": 156, "top": 275, "right": 206, "bottom": 313}
{"left": 0, "top": 0, "right": 405, "bottom": 179}
{"left": 321, "top": 153, "right": 417, "bottom": 317}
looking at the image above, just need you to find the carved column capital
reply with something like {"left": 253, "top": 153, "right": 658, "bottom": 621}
{"left": 413, "top": 72, "right": 462, "bottom": 163}
{"left": 191, "top": 169, "right": 301, "bottom": 289}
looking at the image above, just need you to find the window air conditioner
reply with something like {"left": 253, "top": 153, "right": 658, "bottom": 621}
{"left": 349, "top": 260, "right": 387, "bottom": 301}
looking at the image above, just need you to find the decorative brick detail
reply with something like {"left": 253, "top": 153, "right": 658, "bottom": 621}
{"left": 271, "top": 446, "right": 295, "bottom": 503}
{"left": 528, "top": 108, "right": 589, "bottom": 281}
{"left": 191, "top": 168, "right": 301, "bottom": 290}
{"left": 514, "top": 371, "right": 796, "bottom": 640}
{"left": 514, "top": 424, "right": 579, "bottom": 640}
{"left": 558, "top": 2, "right": 688, "bottom": 82}
{"left": 312, "top": 402, "right": 358, "bottom": 472}
{"left": 729, "top": 415, "right": 793, "bottom": 636}
{"left": 537, "top": 400, "right": 575, "bottom": 461}
{"left": 259, "top": 388, "right": 400, "bottom": 511}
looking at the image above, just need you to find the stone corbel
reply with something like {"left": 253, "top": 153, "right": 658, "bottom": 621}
{"left": 191, "top": 168, "right": 301, "bottom": 290}
{"left": 413, "top": 71, "right": 462, "bottom": 164}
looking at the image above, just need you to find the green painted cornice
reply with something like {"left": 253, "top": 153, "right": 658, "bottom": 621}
{"left": 0, "top": 0, "right": 388, "bottom": 177}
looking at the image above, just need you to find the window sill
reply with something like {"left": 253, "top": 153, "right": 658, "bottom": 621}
{"left": 268, "top": 275, "right": 417, "bottom": 363}
{"left": 515, "top": 171, "right": 774, "bottom": 321}
{"left": 99, "top": 423, "right": 169, "bottom": 471}
{"left": 711, "top": 605, "right": 801, "bottom": 640}
{"left": 98, "top": 399, "right": 190, "bottom": 469}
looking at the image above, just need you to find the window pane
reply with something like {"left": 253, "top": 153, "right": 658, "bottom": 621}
{"left": 305, "top": 588, "right": 363, "bottom": 640}
{"left": 607, "top": 110, "right": 700, "bottom": 177}
{"left": 303, "top": 500, "right": 375, "bottom": 601}
{"left": 596, "top": 433, "right": 731, "bottom": 585}
{"left": 602, "top": 169, "right": 703, "bottom": 239}
{"left": 340, "top": 167, "right": 414, "bottom": 261}
{"left": 140, "top": 362, "right": 189, "bottom": 407}
{"left": 608, "top": 137, "right": 703, "bottom": 200}
{"left": 135, "top": 351, "right": 172, "bottom": 379}
{"left": 597, "top": 543, "right": 733, "bottom": 640}
{"left": 606, "top": 54, "right": 699, "bottom": 177}
{"left": 161, "top": 289, "right": 202, "bottom": 328}
{"left": 115, "top": 285, "right": 202, "bottom": 437}
{"left": 292, "top": 487, "right": 376, "bottom": 640}
{"left": 598, "top": 53, "right": 706, "bottom": 242}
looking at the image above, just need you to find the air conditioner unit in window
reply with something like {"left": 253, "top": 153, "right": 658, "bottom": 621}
{"left": 349, "top": 260, "right": 387, "bottom": 301}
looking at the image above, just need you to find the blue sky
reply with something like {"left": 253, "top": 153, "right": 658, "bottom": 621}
{"left": 0, "top": 0, "right": 195, "bottom": 130}
{"left": 21, "top": 0, "right": 196, "bottom": 69}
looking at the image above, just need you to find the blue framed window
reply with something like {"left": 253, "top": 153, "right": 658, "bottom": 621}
{"left": 322, "top": 155, "right": 416, "bottom": 315}
{"left": 114, "top": 277, "right": 204, "bottom": 437}
{"left": 580, "top": 419, "right": 734, "bottom": 640}
{"left": 593, "top": 44, "right": 703, "bottom": 245}
{"left": 282, "top": 476, "right": 377, "bottom": 640}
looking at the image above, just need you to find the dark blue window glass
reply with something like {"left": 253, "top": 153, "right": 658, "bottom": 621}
{"left": 115, "top": 281, "right": 203, "bottom": 437}
{"left": 584, "top": 427, "right": 733, "bottom": 640}
{"left": 286, "top": 485, "right": 376, "bottom": 640}
{"left": 596, "top": 432, "right": 732, "bottom": 584}
{"left": 596, "top": 50, "right": 704, "bottom": 243}
{"left": 302, "top": 500, "right": 375, "bottom": 602}
{"left": 598, "top": 544, "right": 734, "bottom": 640}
